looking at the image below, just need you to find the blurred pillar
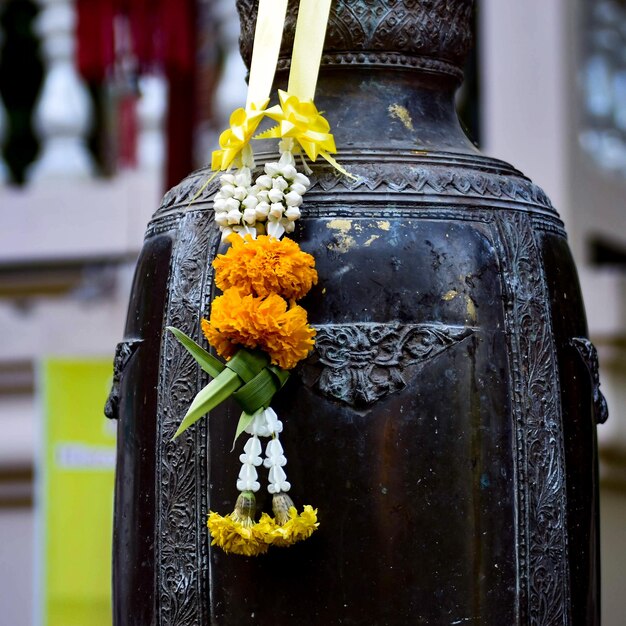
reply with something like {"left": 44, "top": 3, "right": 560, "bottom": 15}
{"left": 137, "top": 73, "right": 167, "bottom": 173}
{"left": 29, "top": 0, "right": 94, "bottom": 183}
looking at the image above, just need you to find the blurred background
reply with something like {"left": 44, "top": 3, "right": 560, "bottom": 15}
{"left": 0, "top": 0, "right": 624, "bottom": 624}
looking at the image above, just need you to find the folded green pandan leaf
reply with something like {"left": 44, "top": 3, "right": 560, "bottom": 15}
{"left": 173, "top": 368, "right": 241, "bottom": 438}
{"left": 168, "top": 328, "right": 290, "bottom": 440}
{"left": 167, "top": 326, "right": 224, "bottom": 377}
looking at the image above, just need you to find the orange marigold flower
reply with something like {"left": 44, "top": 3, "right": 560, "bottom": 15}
{"left": 201, "top": 288, "right": 316, "bottom": 370}
{"left": 213, "top": 234, "right": 317, "bottom": 301}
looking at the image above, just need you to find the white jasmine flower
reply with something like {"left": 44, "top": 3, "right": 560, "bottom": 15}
{"left": 284, "top": 191, "right": 303, "bottom": 207}
{"left": 265, "top": 162, "right": 280, "bottom": 176}
{"left": 213, "top": 197, "right": 228, "bottom": 212}
{"left": 264, "top": 437, "right": 291, "bottom": 494}
{"left": 244, "top": 407, "right": 283, "bottom": 438}
{"left": 220, "top": 226, "right": 234, "bottom": 241}
{"left": 245, "top": 409, "right": 268, "bottom": 438}
{"left": 237, "top": 463, "right": 260, "bottom": 492}
{"left": 234, "top": 167, "right": 251, "bottom": 187}
{"left": 294, "top": 173, "right": 310, "bottom": 188}
{"left": 264, "top": 438, "right": 287, "bottom": 466}
{"left": 255, "top": 174, "right": 272, "bottom": 189}
{"left": 213, "top": 162, "right": 310, "bottom": 240}
{"left": 280, "top": 164, "right": 297, "bottom": 180}
{"left": 255, "top": 202, "right": 270, "bottom": 220}
{"left": 240, "top": 224, "right": 258, "bottom": 239}
{"left": 278, "top": 150, "right": 295, "bottom": 166}
{"left": 264, "top": 407, "right": 283, "bottom": 434}
{"left": 269, "top": 203, "right": 284, "bottom": 219}
{"left": 290, "top": 182, "right": 307, "bottom": 195}
{"left": 284, "top": 206, "right": 301, "bottom": 221}
{"left": 220, "top": 184, "right": 235, "bottom": 198}
{"left": 267, "top": 466, "right": 291, "bottom": 494}
{"left": 272, "top": 176, "right": 289, "bottom": 192}
{"left": 266, "top": 220, "right": 286, "bottom": 239}
{"left": 226, "top": 209, "right": 242, "bottom": 224}
{"left": 224, "top": 197, "right": 240, "bottom": 212}
{"left": 233, "top": 186, "right": 247, "bottom": 201}
{"left": 242, "top": 208, "right": 257, "bottom": 224}
{"left": 268, "top": 188, "right": 283, "bottom": 203}
{"left": 242, "top": 195, "right": 259, "bottom": 210}
{"left": 240, "top": 435, "right": 263, "bottom": 465}
{"left": 215, "top": 212, "right": 230, "bottom": 227}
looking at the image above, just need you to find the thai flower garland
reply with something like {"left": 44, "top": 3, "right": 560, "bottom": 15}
{"left": 167, "top": 0, "right": 345, "bottom": 557}
{"left": 170, "top": 149, "right": 323, "bottom": 557}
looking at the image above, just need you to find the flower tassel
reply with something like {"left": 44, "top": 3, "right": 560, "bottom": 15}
{"left": 207, "top": 408, "right": 318, "bottom": 556}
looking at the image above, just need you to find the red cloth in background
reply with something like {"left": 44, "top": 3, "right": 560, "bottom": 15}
{"left": 77, "top": 0, "right": 196, "bottom": 76}
{"left": 76, "top": 0, "right": 197, "bottom": 187}
{"left": 76, "top": 0, "right": 115, "bottom": 82}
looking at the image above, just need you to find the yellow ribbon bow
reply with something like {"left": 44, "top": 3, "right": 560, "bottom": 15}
{"left": 258, "top": 90, "right": 355, "bottom": 179}
{"left": 211, "top": 99, "right": 269, "bottom": 172}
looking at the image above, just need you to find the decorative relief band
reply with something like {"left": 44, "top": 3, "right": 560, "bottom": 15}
{"left": 275, "top": 52, "right": 464, "bottom": 80}
{"left": 238, "top": 0, "right": 474, "bottom": 75}
{"left": 494, "top": 212, "right": 571, "bottom": 625}
{"left": 307, "top": 164, "right": 554, "bottom": 210}
{"left": 153, "top": 158, "right": 557, "bottom": 221}
{"left": 303, "top": 322, "right": 474, "bottom": 408}
{"left": 155, "top": 212, "right": 218, "bottom": 625}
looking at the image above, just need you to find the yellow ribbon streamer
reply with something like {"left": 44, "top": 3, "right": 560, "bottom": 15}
{"left": 288, "top": 0, "right": 333, "bottom": 101}
{"left": 208, "top": 0, "right": 354, "bottom": 181}
{"left": 256, "top": 0, "right": 354, "bottom": 179}
{"left": 247, "top": 0, "right": 288, "bottom": 109}
{"left": 258, "top": 91, "right": 354, "bottom": 179}
{"left": 209, "top": 0, "right": 288, "bottom": 172}
{"left": 211, "top": 100, "right": 269, "bottom": 172}
{"left": 262, "top": 91, "right": 334, "bottom": 158}
{"left": 258, "top": 90, "right": 354, "bottom": 179}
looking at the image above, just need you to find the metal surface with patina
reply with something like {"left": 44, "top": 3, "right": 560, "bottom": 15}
{"left": 109, "top": 1, "right": 604, "bottom": 624}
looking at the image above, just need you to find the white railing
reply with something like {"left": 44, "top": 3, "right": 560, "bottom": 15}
{"left": 29, "top": 0, "right": 94, "bottom": 183}
{"left": 26, "top": 0, "right": 167, "bottom": 183}
{"left": 0, "top": 0, "right": 168, "bottom": 264}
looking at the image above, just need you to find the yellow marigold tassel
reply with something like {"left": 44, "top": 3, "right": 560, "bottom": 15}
{"left": 257, "top": 492, "right": 319, "bottom": 548}
{"left": 207, "top": 491, "right": 268, "bottom": 557}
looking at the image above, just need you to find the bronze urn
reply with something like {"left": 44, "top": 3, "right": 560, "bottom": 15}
{"left": 107, "top": 1, "right": 605, "bottom": 624}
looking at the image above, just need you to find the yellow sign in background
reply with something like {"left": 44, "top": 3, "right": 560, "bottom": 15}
{"left": 39, "top": 359, "right": 115, "bottom": 626}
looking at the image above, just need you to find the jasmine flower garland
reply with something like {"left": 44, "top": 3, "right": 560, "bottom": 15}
{"left": 212, "top": 152, "right": 311, "bottom": 242}
{"left": 169, "top": 151, "right": 321, "bottom": 556}
{"left": 167, "top": 0, "right": 348, "bottom": 558}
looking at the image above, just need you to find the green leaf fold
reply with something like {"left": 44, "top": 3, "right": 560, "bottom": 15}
{"left": 172, "top": 368, "right": 241, "bottom": 439}
{"left": 167, "top": 327, "right": 224, "bottom": 378}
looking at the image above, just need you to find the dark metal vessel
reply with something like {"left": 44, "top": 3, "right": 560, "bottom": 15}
{"left": 107, "top": 1, "right": 606, "bottom": 624}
